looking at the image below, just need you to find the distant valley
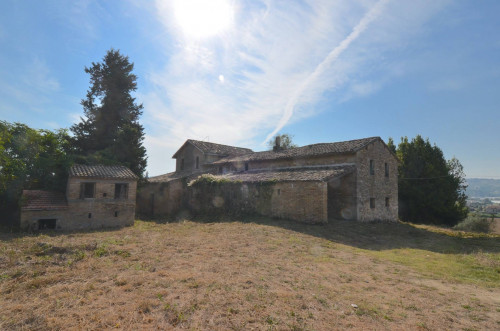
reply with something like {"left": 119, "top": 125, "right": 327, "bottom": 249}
{"left": 466, "top": 178, "right": 500, "bottom": 198}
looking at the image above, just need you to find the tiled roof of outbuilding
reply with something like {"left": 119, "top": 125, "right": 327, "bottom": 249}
{"left": 69, "top": 164, "right": 138, "bottom": 179}
{"left": 215, "top": 164, "right": 355, "bottom": 183}
{"left": 21, "top": 190, "right": 68, "bottom": 210}
{"left": 213, "top": 137, "right": 380, "bottom": 164}
{"left": 173, "top": 139, "right": 253, "bottom": 158}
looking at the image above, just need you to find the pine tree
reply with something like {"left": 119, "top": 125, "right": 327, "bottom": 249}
{"left": 71, "top": 49, "right": 147, "bottom": 178}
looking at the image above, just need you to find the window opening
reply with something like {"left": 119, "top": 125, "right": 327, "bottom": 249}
{"left": 385, "top": 197, "right": 390, "bottom": 207}
{"left": 114, "top": 211, "right": 118, "bottom": 217}
{"left": 80, "top": 182, "right": 95, "bottom": 199}
{"left": 370, "top": 198, "right": 375, "bottom": 209}
{"left": 369, "top": 160, "right": 375, "bottom": 175}
{"left": 115, "top": 183, "right": 128, "bottom": 199}
{"left": 88, "top": 213, "right": 92, "bottom": 219}
{"left": 385, "top": 163, "right": 389, "bottom": 177}
{"left": 195, "top": 156, "right": 199, "bottom": 169}
{"left": 245, "top": 163, "right": 249, "bottom": 171}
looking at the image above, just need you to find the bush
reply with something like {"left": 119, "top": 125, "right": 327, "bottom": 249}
{"left": 453, "top": 214, "right": 492, "bottom": 233}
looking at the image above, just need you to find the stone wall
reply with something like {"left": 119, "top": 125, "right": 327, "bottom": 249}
{"left": 175, "top": 144, "right": 206, "bottom": 172}
{"left": 328, "top": 172, "right": 357, "bottom": 220}
{"left": 355, "top": 140, "right": 398, "bottom": 221}
{"left": 188, "top": 181, "right": 328, "bottom": 223}
{"left": 225, "top": 154, "right": 356, "bottom": 172}
{"left": 20, "top": 210, "right": 67, "bottom": 231}
{"left": 136, "top": 178, "right": 187, "bottom": 217}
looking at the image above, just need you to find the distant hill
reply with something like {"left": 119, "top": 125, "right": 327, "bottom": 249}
{"left": 466, "top": 178, "right": 500, "bottom": 198}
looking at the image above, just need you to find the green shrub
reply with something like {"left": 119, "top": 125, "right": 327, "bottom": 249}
{"left": 453, "top": 214, "right": 492, "bottom": 233}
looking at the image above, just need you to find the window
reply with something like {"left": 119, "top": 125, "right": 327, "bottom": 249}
{"left": 195, "top": 156, "right": 199, "bottom": 169}
{"left": 385, "top": 163, "right": 389, "bottom": 177}
{"left": 88, "top": 213, "right": 92, "bottom": 219}
{"left": 245, "top": 163, "right": 249, "bottom": 171}
{"left": 369, "top": 160, "right": 375, "bottom": 175}
{"left": 115, "top": 183, "right": 128, "bottom": 199}
{"left": 277, "top": 189, "right": 281, "bottom": 196}
{"left": 80, "top": 183, "right": 95, "bottom": 199}
{"left": 114, "top": 211, "right": 118, "bottom": 217}
{"left": 370, "top": 198, "right": 375, "bottom": 209}
{"left": 385, "top": 197, "right": 390, "bottom": 207}
{"left": 180, "top": 158, "right": 184, "bottom": 170}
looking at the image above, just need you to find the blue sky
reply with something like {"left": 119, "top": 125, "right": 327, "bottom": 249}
{"left": 0, "top": 0, "right": 499, "bottom": 178}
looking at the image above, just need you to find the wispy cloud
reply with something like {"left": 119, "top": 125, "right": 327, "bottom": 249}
{"left": 143, "top": 0, "right": 449, "bottom": 175}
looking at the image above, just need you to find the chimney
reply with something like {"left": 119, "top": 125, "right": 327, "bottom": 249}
{"left": 273, "top": 135, "right": 281, "bottom": 152}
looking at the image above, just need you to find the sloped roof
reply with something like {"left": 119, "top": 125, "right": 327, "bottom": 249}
{"left": 21, "top": 190, "right": 68, "bottom": 211}
{"left": 172, "top": 139, "right": 253, "bottom": 158}
{"left": 148, "top": 170, "right": 209, "bottom": 183}
{"left": 215, "top": 164, "right": 355, "bottom": 183}
{"left": 213, "top": 137, "right": 381, "bottom": 164}
{"left": 69, "top": 164, "right": 138, "bottom": 180}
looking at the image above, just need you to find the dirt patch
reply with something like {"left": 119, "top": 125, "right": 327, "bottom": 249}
{"left": 1, "top": 219, "right": 499, "bottom": 330}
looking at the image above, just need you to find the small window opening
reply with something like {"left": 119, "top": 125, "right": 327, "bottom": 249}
{"left": 115, "top": 183, "right": 128, "bottom": 199}
{"left": 181, "top": 158, "right": 184, "bottom": 170}
{"left": 370, "top": 198, "right": 375, "bottom": 209}
{"left": 385, "top": 163, "right": 389, "bottom": 177}
{"left": 88, "top": 213, "right": 92, "bottom": 219}
{"left": 245, "top": 163, "right": 249, "bottom": 171}
{"left": 385, "top": 197, "right": 390, "bottom": 207}
{"left": 103, "top": 192, "right": 107, "bottom": 197}
{"left": 195, "top": 156, "right": 199, "bottom": 169}
{"left": 80, "top": 182, "right": 96, "bottom": 199}
{"left": 369, "top": 160, "right": 375, "bottom": 175}
{"left": 277, "top": 189, "right": 281, "bottom": 196}
{"left": 114, "top": 211, "right": 118, "bottom": 217}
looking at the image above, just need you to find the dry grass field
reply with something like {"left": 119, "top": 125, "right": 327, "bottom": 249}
{"left": 1, "top": 217, "right": 499, "bottom": 330}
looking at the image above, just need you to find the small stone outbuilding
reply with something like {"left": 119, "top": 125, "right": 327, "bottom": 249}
{"left": 21, "top": 164, "right": 138, "bottom": 231}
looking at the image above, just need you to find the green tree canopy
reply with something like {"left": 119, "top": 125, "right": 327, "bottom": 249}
{"left": 393, "top": 135, "right": 468, "bottom": 226}
{"left": 0, "top": 121, "right": 73, "bottom": 225}
{"left": 267, "top": 133, "right": 298, "bottom": 151}
{"left": 71, "top": 49, "right": 147, "bottom": 178}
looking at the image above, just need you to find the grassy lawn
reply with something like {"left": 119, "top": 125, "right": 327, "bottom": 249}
{"left": 1, "top": 217, "right": 499, "bottom": 330}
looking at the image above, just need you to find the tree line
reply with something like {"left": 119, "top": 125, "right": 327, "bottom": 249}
{"left": 0, "top": 49, "right": 147, "bottom": 226}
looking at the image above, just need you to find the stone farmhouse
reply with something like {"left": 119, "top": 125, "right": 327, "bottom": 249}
{"left": 137, "top": 137, "right": 398, "bottom": 223}
{"left": 21, "top": 164, "right": 138, "bottom": 231}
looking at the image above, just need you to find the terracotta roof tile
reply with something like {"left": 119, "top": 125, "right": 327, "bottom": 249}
{"left": 173, "top": 140, "right": 253, "bottom": 158}
{"left": 148, "top": 170, "right": 210, "bottom": 183}
{"left": 213, "top": 164, "right": 355, "bottom": 183}
{"left": 69, "top": 164, "right": 138, "bottom": 179}
{"left": 213, "top": 137, "right": 380, "bottom": 164}
{"left": 21, "top": 190, "right": 68, "bottom": 210}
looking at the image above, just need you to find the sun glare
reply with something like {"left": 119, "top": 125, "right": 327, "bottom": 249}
{"left": 173, "top": 0, "right": 234, "bottom": 39}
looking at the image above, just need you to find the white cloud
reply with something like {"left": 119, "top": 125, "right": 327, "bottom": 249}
{"left": 24, "top": 58, "right": 60, "bottom": 92}
{"left": 143, "top": 0, "right": 450, "bottom": 176}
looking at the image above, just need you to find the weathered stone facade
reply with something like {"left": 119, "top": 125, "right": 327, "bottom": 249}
{"left": 20, "top": 165, "right": 138, "bottom": 231}
{"left": 137, "top": 137, "right": 398, "bottom": 223}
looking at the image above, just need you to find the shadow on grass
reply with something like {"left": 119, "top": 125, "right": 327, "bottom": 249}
{"left": 142, "top": 213, "right": 500, "bottom": 255}
{"left": 0, "top": 224, "right": 131, "bottom": 242}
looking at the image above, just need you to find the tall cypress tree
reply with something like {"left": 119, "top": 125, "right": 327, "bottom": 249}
{"left": 71, "top": 49, "right": 147, "bottom": 178}
{"left": 395, "top": 135, "right": 468, "bottom": 226}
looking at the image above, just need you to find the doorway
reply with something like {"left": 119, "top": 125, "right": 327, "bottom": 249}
{"left": 38, "top": 219, "right": 56, "bottom": 230}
